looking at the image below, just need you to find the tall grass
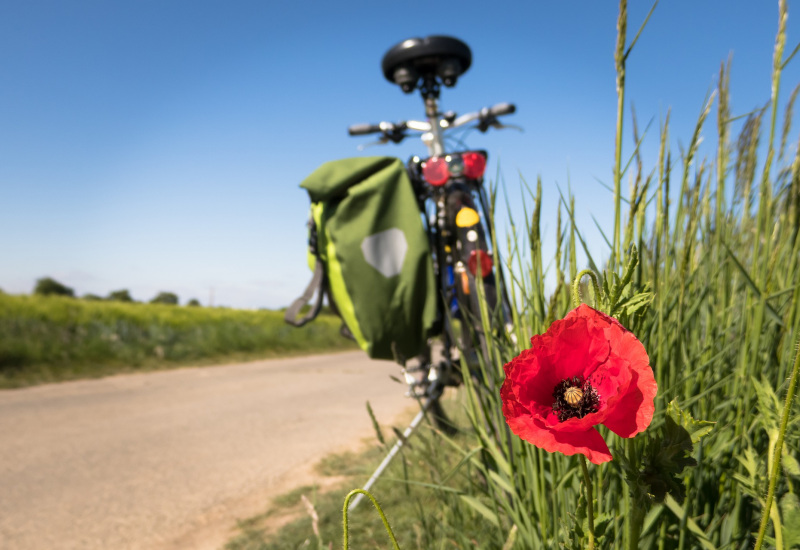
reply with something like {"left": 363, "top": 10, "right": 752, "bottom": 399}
{"left": 385, "top": 1, "right": 800, "bottom": 548}
{"left": 222, "top": 2, "right": 800, "bottom": 547}
{"left": 0, "top": 293, "right": 356, "bottom": 388}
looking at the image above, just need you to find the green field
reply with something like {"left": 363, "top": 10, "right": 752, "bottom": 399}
{"left": 0, "top": 293, "right": 357, "bottom": 388}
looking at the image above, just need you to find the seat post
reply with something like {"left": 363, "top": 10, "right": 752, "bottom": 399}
{"left": 422, "top": 78, "right": 445, "bottom": 157}
{"left": 424, "top": 97, "right": 445, "bottom": 157}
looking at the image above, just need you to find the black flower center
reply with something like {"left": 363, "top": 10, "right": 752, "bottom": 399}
{"left": 552, "top": 376, "right": 600, "bottom": 422}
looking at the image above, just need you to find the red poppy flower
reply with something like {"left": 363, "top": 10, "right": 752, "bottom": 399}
{"left": 501, "top": 304, "right": 657, "bottom": 464}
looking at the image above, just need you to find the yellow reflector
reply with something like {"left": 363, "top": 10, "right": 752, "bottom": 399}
{"left": 456, "top": 207, "right": 480, "bottom": 228}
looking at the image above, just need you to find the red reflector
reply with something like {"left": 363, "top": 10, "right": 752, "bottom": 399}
{"left": 468, "top": 250, "right": 493, "bottom": 277}
{"left": 422, "top": 156, "right": 449, "bottom": 186}
{"left": 462, "top": 152, "right": 486, "bottom": 179}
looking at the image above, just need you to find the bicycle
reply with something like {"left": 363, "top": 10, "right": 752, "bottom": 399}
{"left": 347, "top": 35, "right": 518, "bottom": 432}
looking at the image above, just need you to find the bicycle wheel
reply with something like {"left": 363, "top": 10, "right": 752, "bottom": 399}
{"left": 426, "top": 393, "right": 458, "bottom": 434}
{"left": 446, "top": 187, "right": 501, "bottom": 378}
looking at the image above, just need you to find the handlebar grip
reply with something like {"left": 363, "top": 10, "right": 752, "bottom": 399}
{"left": 348, "top": 123, "right": 382, "bottom": 136}
{"left": 489, "top": 103, "right": 516, "bottom": 116}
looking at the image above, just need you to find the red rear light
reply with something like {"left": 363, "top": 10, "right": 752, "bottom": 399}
{"left": 422, "top": 156, "right": 449, "bottom": 186}
{"left": 468, "top": 250, "right": 493, "bottom": 277}
{"left": 462, "top": 152, "right": 487, "bottom": 179}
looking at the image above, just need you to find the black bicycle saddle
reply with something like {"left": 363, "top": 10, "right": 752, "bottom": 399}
{"left": 381, "top": 35, "right": 472, "bottom": 93}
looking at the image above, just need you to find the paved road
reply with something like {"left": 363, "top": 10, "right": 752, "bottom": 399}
{"left": 0, "top": 352, "right": 413, "bottom": 550}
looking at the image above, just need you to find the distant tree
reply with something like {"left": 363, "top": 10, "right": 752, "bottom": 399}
{"left": 186, "top": 298, "right": 201, "bottom": 307}
{"left": 107, "top": 289, "right": 134, "bottom": 302}
{"left": 82, "top": 293, "right": 104, "bottom": 301}
{"left": 34, "top": 277, "right": 75, "bottom": 297}
{"left": 150, "top": 292, "right": 179, "bottom": 305}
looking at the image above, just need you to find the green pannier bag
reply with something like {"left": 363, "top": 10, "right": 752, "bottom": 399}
{"left": 285, "top": 156, "right": 437, "bottom": 361}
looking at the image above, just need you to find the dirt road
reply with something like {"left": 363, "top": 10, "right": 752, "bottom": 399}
{"left": 0, "top": 352, "right": 413, "bottom": 550}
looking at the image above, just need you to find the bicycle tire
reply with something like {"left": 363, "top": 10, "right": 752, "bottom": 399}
{"left": 426, "top": 393, "right": 458, "bottom": 435}
{"left": 445, "top": 186, "right": 503, "bottom": 390}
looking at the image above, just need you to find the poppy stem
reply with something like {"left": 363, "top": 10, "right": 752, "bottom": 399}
{"left": 627, "top": 497, "right": 645, "bottom": 550}
{"left": 572, "top": 269, "right": 602, "bottom": 310}
{"left": 625, "top": 438, "right": 645, "bottom": 550}
{"left": 580, "top": 456, "right": 596, "bottom": 550}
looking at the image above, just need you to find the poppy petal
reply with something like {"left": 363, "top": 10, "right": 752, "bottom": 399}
{"left": 603, "top": 363, "right": 658, "bottom": 438}
{"left": 546, "top": 311, "right": 611, "bottom": 380}
{"left": 505, "top": 413, "right": 613, "bottom": 464}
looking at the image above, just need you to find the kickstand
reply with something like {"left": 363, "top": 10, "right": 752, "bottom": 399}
{"left": 346, "top": 400, "right": 431, "bottom": 512}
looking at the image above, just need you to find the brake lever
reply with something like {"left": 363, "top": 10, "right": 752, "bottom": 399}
{"left": 357, "top": 137, "right": 390, "bottom": 151}
{"left": 475, "top": 116, "right": 524, "bottom": 133}
{"left": 490, "top": 122, "right": 524, "bottom": 133}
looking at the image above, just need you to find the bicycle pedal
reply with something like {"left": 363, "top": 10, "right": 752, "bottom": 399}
{"left": 402, "top": 370, "right": 424, "bottom": 387}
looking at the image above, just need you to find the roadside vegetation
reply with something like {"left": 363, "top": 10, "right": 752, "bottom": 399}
{"left": 225, "top": 397, "right": 477, "bottom": 550}
{"left": 0, "top": 293, "right": 357, "bottom": 388}
{"left": 229, "top": 1, "right": 800, "bottom": 548}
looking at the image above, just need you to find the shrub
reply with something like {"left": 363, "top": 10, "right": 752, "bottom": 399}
{"left": 150, "top": 292, "right": 178, "bottom": 305}
{"left": 186, "top": 298, "right": 201, "bottom": 307}
{"left": 107, "top": 289, "right": 134, "bottom": 302}
{"left": 33, "top": 277, "right": 74, "bottom": 297}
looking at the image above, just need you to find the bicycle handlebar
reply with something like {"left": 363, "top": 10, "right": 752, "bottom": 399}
{"left": 348, "top": 123, "right": 382, "bottom": 136}
{"left": 488, "top": 102, "right": 515, "bottom": 117}
{"left": 348, "top": 102, "right": 516, "bottom": 145}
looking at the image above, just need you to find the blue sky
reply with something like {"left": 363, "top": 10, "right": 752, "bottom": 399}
{"left": 1, "top": 1, "right": 798, "bottom": 308}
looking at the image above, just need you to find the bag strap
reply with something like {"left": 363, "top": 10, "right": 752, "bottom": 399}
{"left": 285, "top": 218, "right": 327, "bottom": 327}
{"left": 283, "top": 212, "right": 356, "bottom": 340}
{"left": 284, "top": 258, "right": 326, "bottom": 327}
